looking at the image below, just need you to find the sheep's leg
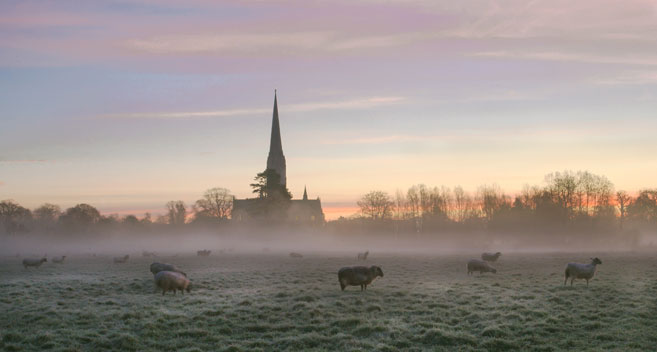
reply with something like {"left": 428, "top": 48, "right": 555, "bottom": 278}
{"left": 570, "top": 278, "right": 574, "bottom": 286}
{"left": 586, "top": 279, "right": 589, "bottom": 287}
{"left": 360, "top": 284, "right": 364, "bottom": 291}
{"left": 564, "top": 275, "right": 567, "bottom": 285}
{"left": 162, "top": 289, "right": 165, "bottom": 296}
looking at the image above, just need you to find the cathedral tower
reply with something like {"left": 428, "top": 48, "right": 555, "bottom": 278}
{"left": 266, "top": 90, "right": 286, "bottom": 186}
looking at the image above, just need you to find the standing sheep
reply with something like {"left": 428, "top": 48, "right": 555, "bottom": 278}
{"left": 113, "top": 255, "right": 129, "bottom": 263}
{"left": 338, "top": 265, "right": 384, "bottom": 291}
{"left": 481, "top": 252, "right": 501, "bottom": 262}
{"left": 150, "top": 262, "right": 187, "bottom": 277}
{"left": 197, "top": 250, "right": 211, "bottom": 256}
{"left": 23, "top": 258, "right": 47, "bottom": 268}
{"left": 52, "top": 256, "right": 66, "bottom": 264}
{"left": 467, "top": 259, "right": 497, "bottom": 275}
{"left": 564, "top": 257, "right": 602, "bottom": 286}
{"left": 289, "top": 252, "right": 303, "bottom": 258}
{"left": 154, "top": 271, "right": 191, "bottom": 295}
{"left": 357, "top": 251, "right": 369, "bottom": 261}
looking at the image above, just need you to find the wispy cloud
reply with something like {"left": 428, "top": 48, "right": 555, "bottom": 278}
{"left": 473, "top": 51, "right": 657, "bottom": 66}
{"left": 0, "top": 159, "right": 49, "bottom": 163}
{"left": 594, "top": 71, "right": 657, "bottom": 85}
{"left": 124, "top": 31, "right": 433, "bottom": 55}
{"left": 102, "top": 96, "right": 406, "bottom": 119}
{"left": 322, "top": 135, "right": 433, "bottom": 145}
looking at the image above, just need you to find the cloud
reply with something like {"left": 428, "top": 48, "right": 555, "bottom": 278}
{"left": 472, "top": 51, "right": 657, "bottom": 66}
{"left": 124, "top": 31, "right": 434, "bottom": 55}
{"left": 322, "top": 135, "right": 433, "bottom": 145}
{"left": 0, "top": 159, "right": 49, "bottom": 163}
{"left": 593, "top": 71, "right": 657, "bottom": 85}
{"left": 102, "top": 96, "right": 406, "bottom": 119}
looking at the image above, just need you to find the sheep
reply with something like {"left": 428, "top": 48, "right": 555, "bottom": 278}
{"left": 52, "top": 256, "right": 66, "bottom": 264}
{"left": 289, "top": 252, "right": 303, "bottom": 258}
{"left": 481, "top": 252, "right": 502, "bottom": 262}
{"left": 197, "top": 250, "right": 211, "bottom": 256}
{"left": 467, "top": 259, "right": 497, "bottom": 275}
{"left": 338, "top": 265, "right": 384, "bottom": 291}
{"left": 154, "top": 271, "right": 191, "bottom": 295}
{"left": 142, "top": 251, "right": 157, "bottom": 258}
{"left": 150, "top": 262, "right": 187, "bottom": 277}
{"left": 357, "top": 251, "right": 369, "bottom": 261}
{"left": 113, "top": 255, "right": 129, "bottom": 263}
{"left": 23, "top": 257, "right": 47, "bottom": 268}
{"left": 564, "top": 257, "right": 602, "bottom": 286}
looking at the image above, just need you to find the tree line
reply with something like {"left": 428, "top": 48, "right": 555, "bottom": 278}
{"left": 0, "top": 187, "right": 234, "bottom": 236}
{"left": 348, "top": 170, "right": 656, "bottom": 242}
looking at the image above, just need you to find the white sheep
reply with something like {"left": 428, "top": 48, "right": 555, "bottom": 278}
{"left": 467, "top": 259, "right": 497, "bottom": 275}
{"left": 564, "top": 257, "right": 602, "bottom": 286}
{"left": 481, "top": 252, "right": 501, "bottom": 262}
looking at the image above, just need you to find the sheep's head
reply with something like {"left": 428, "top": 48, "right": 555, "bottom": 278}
{"left": 591, "top": 257, "right": 602, "bottom": 265}
{"left": 495, "top": 252, "right": 501, "bottom": 256}
{"left": 186, "top": 283, "right": 192, "bottom": 293}
{"left": 371, "top": 266, "right": 384, "bottom": 278}
{"left": 491, "top": 268, "right": 497, "bottom": 273}
{"left": 41, "top": 258, "right": 47, "bottom": 263}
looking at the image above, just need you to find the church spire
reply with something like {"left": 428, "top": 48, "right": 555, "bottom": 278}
{"left": 303, "top": 185, "right": 308, "bottom": 200}
{"left": 266, "top": 90, "right": 286, "bottom": 186}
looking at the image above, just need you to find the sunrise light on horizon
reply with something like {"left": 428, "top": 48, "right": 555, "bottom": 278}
{"left": 2, "top": 0, "right": 657, "bottom": 219}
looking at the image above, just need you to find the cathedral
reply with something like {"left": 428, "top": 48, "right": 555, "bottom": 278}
{"left": 231, "top": 92, "right": 325, "bottom": 224}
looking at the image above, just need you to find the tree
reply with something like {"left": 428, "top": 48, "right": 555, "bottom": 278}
{"left": 616, "top": 191, "right": 631, "bottom": 229}
{"left": 358, "top": 191, "right": 394, "bottom": 220}
{"left": 193, "top": 187, "right": 233, "bottom": 220}
{"left": 0, "top": 199, "right": 32, "bottom": 234}
{"left": 59, "top": 204, "right": 101, "bottom": 231}
{"left": 33, "top": 203, "right": 61, "bottom": 232}
{"left": 166, "top": 201, "right": 187, "bottom": 225}
{"left": 250, "top": 169, "right": 292, "bottom": 200}
{"left": 627, "top": 189, "right": 657, "bottom": 223}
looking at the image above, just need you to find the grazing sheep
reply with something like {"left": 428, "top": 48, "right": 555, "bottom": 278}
{"left": 338, "top": 265, "right": 384, "bottom": 291}
{"left": 289, "top": 252, "right": 303, "bottom": 258}
{"left": 154, "top": 271, "right": 191, "bottom": 295}
{"left": 52, "top": 256, "right": 66, "bottom": 264}
{"left": 564, "top": 257, "right": 602, "bottom": 286}
{"left": 23, "top": 258, "right": 47, "bottom": 268}
{"left": 150, "top": 262, "right": 187, "bottom": 277}
{"left": 467, "top": 259, "right": 497, "bottom": 275}
{"left": 481, "top": 252, "right": 502, "bottom": 262}
{"left": 357, "top": 251, "right": 369, "bottom": 261}
{"left": 113, "top": 255, "right": 129, "bottom": 263}
{"left": 142, "top": 251, "right": 157, "bottom": 258}
{"left": 197, "top": 250, "right": 211, "bottom": 256}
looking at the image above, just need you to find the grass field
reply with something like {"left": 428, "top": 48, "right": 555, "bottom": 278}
{"left": 1, "top": 251, "right": 656, "bottom": 351}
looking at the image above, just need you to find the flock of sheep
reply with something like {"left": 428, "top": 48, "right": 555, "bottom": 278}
{"left": 19, "top": 250, "right": 604, "bottom": 296}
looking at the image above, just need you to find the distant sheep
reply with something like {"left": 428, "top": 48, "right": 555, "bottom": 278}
{"left": 150, "top": 262, "right": 187, "bottom": 277}
{"left": 289, "top": 252, "right": 303, "bottom": 258}
{"left": 564, "top": 257, "right": 602, "bottom": 286}
{"left": 467, "top": 259, "right": 497, "bottom": 275}
{"left": 481, "top": 252, "right": 501, "bottom": 262}
{"left": 357, "top": 251, "right": 369, "bottom": 261}
{"left": 197, "top": 250, "right": 211, "bottom": 257}
{"left": 154, "top": 271, "right": 191, "bottom": 295}
{"left": 52, "top": 256, "right": 66, "bottom": 264}
{"left": 113, "top": 255, "right": 129, "bottom": 263}
{"left": 142, "top": 251, "right": 157, "bottom": 258}
{"left": 338, "top": 265, "right": 384, "bottom": 291}
{"left": 23, "top": 257, "right": 47, "bottom": 268}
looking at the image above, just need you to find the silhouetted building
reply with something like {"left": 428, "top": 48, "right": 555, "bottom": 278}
{"left": 232, "top": 92, "right": 325, "bottom": 224}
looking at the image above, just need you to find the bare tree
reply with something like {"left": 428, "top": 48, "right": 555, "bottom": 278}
{"left": 616, "top": 190, "right": 631, "bottom": 229}
{"left": 193, "top": 187, "right": 233, "bottom": 220}
{"left": 358, "top": 191, "right": 394, "bottom": 220}
{"left": 166, "top": 201, "right": 187, "bottom": 225}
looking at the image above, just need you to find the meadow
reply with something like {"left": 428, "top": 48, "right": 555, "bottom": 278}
{"left": 1, "top": 251, "right": 656, "bottom": 351}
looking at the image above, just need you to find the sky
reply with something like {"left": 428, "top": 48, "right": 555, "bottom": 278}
{"left": 1, "top": 0, "right": 657, "bottom": 220}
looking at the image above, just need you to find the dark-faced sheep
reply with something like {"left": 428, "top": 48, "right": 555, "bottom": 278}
{"left": 289, "top": 252, "right": 303, "bottom": 258}
{"left": 357, "top": 251, "right": 369, "bottom": 260}
{"left": 23, "top": 258, "right": 47, "bottom": 268}
{"left": 197, "top": 250, "right": 211, "bottom": 256}
{"left": 150, "top": 262, "right": 187, "bottom": 277}
{"left": 113, "top": 255, "right": 129, "bottom": 263}
{"left": 467, "top": 259, "right": 497, "bottom": 275}
{"left": 338, "top": 265, "right": 384, "bottom": 291}
{"left": 52, "top": 256, "right": 66, "bottom": 264}
{"left": 154, "top": 271, "right": 191, "bottom": 295}
{"left": 481, "top": 252, "right": 501, "bottom": 262}
{"left": 564, "top": 257, "right": 602, "bottom": 286}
